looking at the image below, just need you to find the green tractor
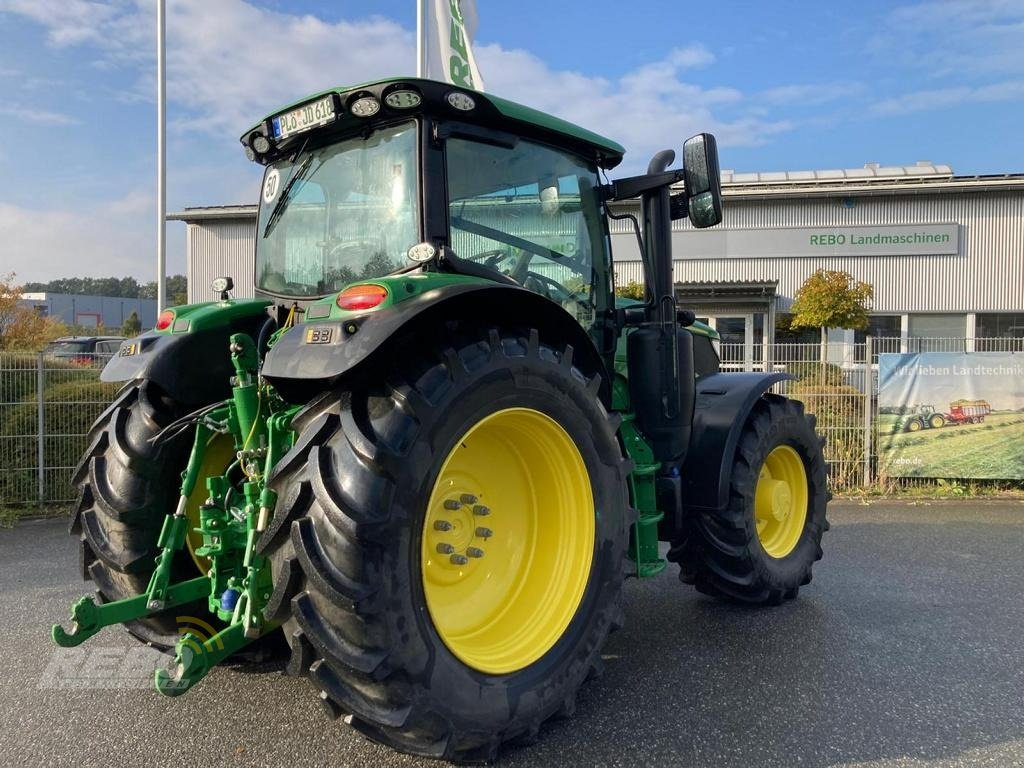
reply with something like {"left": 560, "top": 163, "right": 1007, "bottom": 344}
{"left": 54, "top": 78, "right": 828, "bottom": 761}
{"left": 897, "top": 404, "right": 945, "bottom": 432}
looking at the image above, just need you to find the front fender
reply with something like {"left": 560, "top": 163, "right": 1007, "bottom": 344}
{"left": 680, "top": 372, "right": 794, "bottom": 514}
{"left": 261, "top": 282, "right": 611, "bottom": 404}
{"left": 101, "top": 299, "right": 272, "bottom": 405}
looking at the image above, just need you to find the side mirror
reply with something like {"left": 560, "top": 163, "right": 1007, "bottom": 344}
{"left": 682, "top": 133, "right": 723, "bottom": 228}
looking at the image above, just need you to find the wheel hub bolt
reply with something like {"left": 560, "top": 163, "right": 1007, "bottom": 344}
{"left": 473, "top": 505, "right": 490, "bottom": 516}
{"left": 475, "top": 527, "right": 492, "bottom": 539}
{"left": 433, "top": 520, "right": 453, "bottom": 531}
{"left": 443, "top": 499, "right": 462, "bottom": 511}
{"left": 460, "top": 494, "right": 478, "bottom": 505}
{"left": 466, "top": 547, "right": 485, "bottom": 558}
{"left": 450, "top": 554, "right": 469, "bottom": 565}
{"left": 436, "top": 543, "right": 455, "bottom": 554}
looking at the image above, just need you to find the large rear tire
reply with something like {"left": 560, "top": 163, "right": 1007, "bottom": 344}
{"left": 70, "top": 380, "right": 199, "bottom": 648}
{"left": 260, "top": 327, "right": 630, "bottom": 761}
{"left": 668, "top": 395, "right": 828, "bottom": 604}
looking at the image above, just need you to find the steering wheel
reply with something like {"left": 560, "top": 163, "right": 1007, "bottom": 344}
{"left": 322, "top": 237, "right": 382, "bottom": 261}
{"left": 523, "top": 272, "right": 577, "bottom": 303}
{"left": 469, "top": 248, "right": 513, "bottom": 269}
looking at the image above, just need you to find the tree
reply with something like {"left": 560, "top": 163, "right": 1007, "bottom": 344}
{"left": 121, "top": 311, "right": 142, "bottom": 337}
{"left": 0, "top": 273, "right": 67, "bottom": 351}
{"left": 140, "top": 275, "right": 188, "bottom": 305}
{"left": 614, "top": 280, "right": 645, "bottom": 301}
{"left": 789, "top": 269, "right": 873, "bottom": 364}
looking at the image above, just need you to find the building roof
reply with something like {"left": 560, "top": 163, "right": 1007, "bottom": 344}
{"left": 167, "top": 205, "right": 256, "bottom": 222}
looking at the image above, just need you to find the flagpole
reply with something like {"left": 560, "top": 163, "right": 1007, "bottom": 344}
{"left": 416, "top": 0, "right": 426, "bottom": 77}
{"left": 156, "top": 0, "right": 167, "bottom": 312}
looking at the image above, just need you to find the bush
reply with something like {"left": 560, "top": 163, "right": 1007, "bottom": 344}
{"left": 0, "top": 378, "right": 119, "bottom": 506}
{"left": 785, "top": 360, "right": 845, "bottom": 386}
{"left": 0, "top": 353, "right": 105, "bottom": 405}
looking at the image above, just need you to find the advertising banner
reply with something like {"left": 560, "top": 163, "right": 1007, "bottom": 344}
{"left": 877, "top": 352, "right": 1024, "bottom": 479}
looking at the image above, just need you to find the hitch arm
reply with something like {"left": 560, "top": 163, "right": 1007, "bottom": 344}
{"left": 51, "top": 576, "right": 210, "bottom": 648}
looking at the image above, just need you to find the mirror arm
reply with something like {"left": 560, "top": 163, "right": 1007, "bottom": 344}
{"left": 604, "top": 170, "right": 684, "bottom": 201}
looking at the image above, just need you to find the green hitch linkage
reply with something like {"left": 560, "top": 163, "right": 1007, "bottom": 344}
{"left": 53, "top": 417, "right": 220, "bottom": 647}
{"left": 154, "top": 623, "right": 252, "bottom": 697}
{"left": 51, "top": 576, "right": 211, "bottom": 648}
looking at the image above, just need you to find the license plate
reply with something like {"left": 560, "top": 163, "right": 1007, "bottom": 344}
{"left": 272, "top": 95, "right": 336, "bottom": 140}
{"left": 119, "top": 343, "right": 138, "bottom": 357}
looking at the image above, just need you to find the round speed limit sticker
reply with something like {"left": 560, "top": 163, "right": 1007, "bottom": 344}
{"left": 263, "top": 167, "right": 281, "bottom": 204}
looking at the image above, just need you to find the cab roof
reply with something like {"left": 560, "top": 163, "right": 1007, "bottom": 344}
{"left": 241, "top": 77, "right": 625, "bottom": 170}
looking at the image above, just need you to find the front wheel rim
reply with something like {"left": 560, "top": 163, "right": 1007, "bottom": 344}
{"left": 421, "top": 407, "right": 595, "bottom": 675}
{"left": 754, "top": 445, "right": 809, "bottom": 559}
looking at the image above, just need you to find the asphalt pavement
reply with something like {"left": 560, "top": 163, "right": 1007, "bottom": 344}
{"left": 2, "top": 500, "right": 1023, "bottom": 768}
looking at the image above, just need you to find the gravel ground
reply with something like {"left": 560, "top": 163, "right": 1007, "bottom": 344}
{"left": 2, "top": 500, "right": 1023, "bottom": 767}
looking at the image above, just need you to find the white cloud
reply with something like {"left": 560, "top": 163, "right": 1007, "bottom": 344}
{"left": 0, "top": 104, "right": 79, "bottom": 125}
{"left": 758, "top": 82, "right": 866, "bottom": 106}
{"left": 0, "top": 1, "right": 818, "bottom": 277}
{"left": 0, "top": 0, "right": 120, "bottom": 47}
{"left": 0, "top": 193, "right": 185, "bottom": 282}
{"left": 0, "top": 0, "right": 795, "bottom": 159}
{"left": 872, "top": 79, "right": 1024, "bottom": 115}
{"left": 475, "top": 44, "right": 790, "bottom": 169}
{"left": 873, "top": 1, "right": 1024, "bottom": 78}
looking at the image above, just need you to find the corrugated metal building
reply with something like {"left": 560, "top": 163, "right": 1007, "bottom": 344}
{"left": 18, "top": 292, "right": 158, "bottom": 329}
{"left": 169, "top": 206, "right": 258, "bottom": 304}
{"left": 170, "top": 164, "right": 1024, "bottom": 364}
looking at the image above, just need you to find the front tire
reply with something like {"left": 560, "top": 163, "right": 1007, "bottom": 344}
{"left": 668, "top": 395, "right": 828, "bottom": 604}
{"left": 260, "top": 327, "right": 630, "bottom": 761}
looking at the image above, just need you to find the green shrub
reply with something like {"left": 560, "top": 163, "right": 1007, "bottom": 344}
{"left": 0, "top": 353, "right": 104, "bottom": 405}
{"left": 0, "top": 378, "right": 119, "bottom": 506}
{"left": 785, "top": 360, "right": 845, "bottom": 386}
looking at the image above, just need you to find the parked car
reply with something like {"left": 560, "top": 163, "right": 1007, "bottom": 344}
{"left": 43, "top": 336, "right": 125, "bottom": 366}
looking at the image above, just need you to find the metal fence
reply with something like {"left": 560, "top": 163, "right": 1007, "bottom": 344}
{"left": 720, "top": 337, "right": 1024, "bottom": 490}
{"left": 2, "top": 339, "right": 1021, "bottom": 507}
{"left": 0, "top": 353, "right": 120, "bottom": 507}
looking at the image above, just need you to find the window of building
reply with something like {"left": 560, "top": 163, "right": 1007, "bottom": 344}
{"left": 907, "top": 314, "right": 967, "bottom": 352}
{"left": 977, "top": 313, "right": 1024, "bottom": 338}
{"left": 976, "top": 312, "right": 1024, "bottom": 351}
{"left": 855, "top": 315, "right": 901, "bottom": 362}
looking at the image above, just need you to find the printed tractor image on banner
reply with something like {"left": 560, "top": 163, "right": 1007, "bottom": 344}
{"left": 877, "top": 352, "right": 1024, "bottom": 479}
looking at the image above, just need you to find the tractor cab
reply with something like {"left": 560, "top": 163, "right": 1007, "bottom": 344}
{"left": 239, "top": 77, "right": 724, "bottom": 410}
{"left": 243, "top": 79, "right": 623, "bottom": 328}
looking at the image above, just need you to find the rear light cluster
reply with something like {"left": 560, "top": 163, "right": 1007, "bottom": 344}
{"left": 156, "top": 310, "right": 175, "bottom": 330}
{"left": 336, "top": 284, "right": 388, "bottom": 312}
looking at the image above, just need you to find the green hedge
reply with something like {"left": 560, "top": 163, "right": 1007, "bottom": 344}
{"left": 0, "top": 353, "right": 106, "bottom": 405}
{"left": 0, "top": 378, "right": 120, "bottom": 506}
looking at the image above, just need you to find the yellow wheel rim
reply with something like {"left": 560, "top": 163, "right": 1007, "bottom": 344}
{"left": 754, "top": 445, "right": 809, "bottom": 559}
{"left": 421, "top": 407, "right": 594, "bottom": 675}
{"left": 184, "top": 434, "right": 237, "bottom": 574}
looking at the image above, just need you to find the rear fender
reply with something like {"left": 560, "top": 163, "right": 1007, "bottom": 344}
{"left": 101, "top": 299, "right": 272, "bottom": 405}
{"left": 261, "top": 282, "right": 611, "bottom": 404}
{"left": 679, "top": 372, "right": 794, "bottom": 516}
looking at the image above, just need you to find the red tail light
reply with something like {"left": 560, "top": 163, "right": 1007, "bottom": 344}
{"left": 156, "top": 310, "right": 175, "bottom": 330}
{"left": 336, "top": 284, "right": 388, "bottom": 312}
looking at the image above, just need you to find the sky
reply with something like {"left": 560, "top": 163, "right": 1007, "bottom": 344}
{"left": 1, "top": 0, "right": 1023, "bottom": 283}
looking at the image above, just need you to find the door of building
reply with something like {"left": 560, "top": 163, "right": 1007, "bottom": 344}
{"left": 701, "top": 314, "right": 754, "bottom": 370}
